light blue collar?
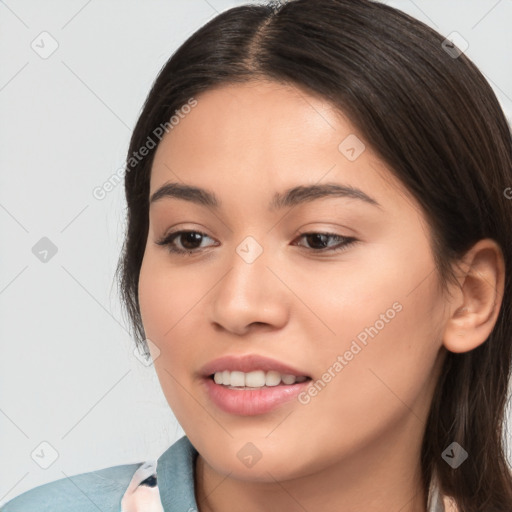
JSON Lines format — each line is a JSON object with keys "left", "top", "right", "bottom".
{"left": 157, "top": 435, "right": 200, "bottom": 512}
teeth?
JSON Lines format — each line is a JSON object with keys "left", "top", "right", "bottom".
{"left": 230, "top": 371, "right": 245, "bottom": 387}
{"left": 245, "top": 370, "right": 265, "bottom": 387}
{"left": 212, "top": 370, "right": 308, "bottom": 387}
{"left": 265, "top": 370, "right": 281, "bottom": 387}
{"left": 281, "top": 374, "right": 297, "bottom": 385}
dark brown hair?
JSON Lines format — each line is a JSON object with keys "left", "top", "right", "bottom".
{"left": 115, "top": 0, "right": 512, "bottom": 509}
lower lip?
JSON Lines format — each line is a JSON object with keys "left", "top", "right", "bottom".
{"left": 202, "top": 377, "right": 311, "bottom": 416}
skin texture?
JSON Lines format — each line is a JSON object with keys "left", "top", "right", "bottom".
{"left": 138, "top": 81, "right": 505, "bottom": 512}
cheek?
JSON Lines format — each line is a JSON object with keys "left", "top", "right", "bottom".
{"left": 138, "top": 253, "right": 197, "bottom": 341}
{"left": 137, "top": 254, "right": 199, "bottom": 393}
{"left": 297, "top": 240, "right": 444, "bottom": 415}
{"left": 138, "top": 255, "right": 201, "bottom": 418}
{"left": 315, "top": 266, "right": 444, "bottom": 435}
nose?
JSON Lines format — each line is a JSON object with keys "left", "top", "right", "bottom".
{"left": 208, "top": 244, "right": 289, "bottom": 336}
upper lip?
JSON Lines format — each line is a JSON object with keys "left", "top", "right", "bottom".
{"left": 200, "top": 354, "right": 311, "bottom": 378}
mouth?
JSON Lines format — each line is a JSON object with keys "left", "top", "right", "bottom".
{"left": 208, "top": 370, "right": 311, "bottom": 389}
{"left": 199, "top": 353, "right": 313, "bottom": 415}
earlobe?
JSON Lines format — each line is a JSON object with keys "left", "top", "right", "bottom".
{"left": 442, "top": 239, "right": 505, "bottom": 354}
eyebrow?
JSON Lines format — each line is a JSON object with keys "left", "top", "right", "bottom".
{"left": 149, "top": 182, "right": 382, "bottom": 210}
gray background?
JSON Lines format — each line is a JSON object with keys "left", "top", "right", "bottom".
{"left": 1, "top": 0, "right": 511, "bottom": 505}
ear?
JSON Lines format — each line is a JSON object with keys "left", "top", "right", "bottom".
{"left": 442, "top": 238, "right": 505, "bottom": 354}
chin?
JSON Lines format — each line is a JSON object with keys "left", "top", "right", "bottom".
{"left": 198, "top": 439, "right": 314, "bottom": 483}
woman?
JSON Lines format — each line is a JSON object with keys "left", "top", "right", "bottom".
{"left": 3, "top": 0, "right": 511, "bottom": 510}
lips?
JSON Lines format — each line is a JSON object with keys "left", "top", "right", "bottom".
{"left": 202, "top": 377, "right": 311, "bottom": 415}
{"left": 199, "top": 353, "right": 311, "bottom": 379}
{"left": 198, "top": 353, "right": 313, "bottom": 415}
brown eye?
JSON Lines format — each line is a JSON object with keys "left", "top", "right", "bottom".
{"left": 294, "top": 232, "right": 358, "bottom": 253}
{"left": 155, "top": 230, "right": 216, "bottom": 255}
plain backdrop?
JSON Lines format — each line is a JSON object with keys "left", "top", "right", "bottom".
{"left": 1, "top": 0, "right": 512, "bottom": 505}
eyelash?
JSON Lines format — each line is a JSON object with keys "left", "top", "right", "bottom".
{"left": 155, "top": 230, "right": 358, "bottom": 256}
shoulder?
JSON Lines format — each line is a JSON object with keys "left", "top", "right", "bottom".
{"left": 1, "top": 436, "right": 198, "bottom": 512}
{"left": 0, "top": 462, "right": 142, "bottom": 512}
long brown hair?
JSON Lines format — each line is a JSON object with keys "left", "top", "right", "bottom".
{"left": 115, "top": 1, "right": 512, "bottom": 509}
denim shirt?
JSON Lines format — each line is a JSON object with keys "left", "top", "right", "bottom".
{"left": 1, "top": 435, "right": 456, "bottom": 511}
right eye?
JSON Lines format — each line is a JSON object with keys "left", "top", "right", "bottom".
{"left": 155, "top": 230, "right": 217, "bottom": 255}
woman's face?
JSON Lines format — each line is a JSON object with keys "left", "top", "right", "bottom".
{"left": 138, "top": 80, "right": 450, "bottom": 482}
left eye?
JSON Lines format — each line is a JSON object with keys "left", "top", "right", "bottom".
{"left": 294, "top": 232, "right": 358, "bottom": 253}
{"left": 155, "top": 230, "right": 358, "bottom": 255}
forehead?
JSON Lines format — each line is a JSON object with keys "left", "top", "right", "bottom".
{"left": 152, "top": 80, "right": 352, "bottom": 171}
{"left": 149, "top": 81, "right": 415, "bottom": 214}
